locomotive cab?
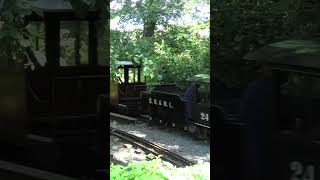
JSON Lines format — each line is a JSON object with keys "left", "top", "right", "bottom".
{"left": 117, "top": 60, "right": 146, "bottom": 97}
{"left": 111, "top": 60, "right": 146, "bottom": 115}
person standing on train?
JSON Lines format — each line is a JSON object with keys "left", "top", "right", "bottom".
{"left": 239, "top": 63, "right": 275, "bottom": 180}
{"left": 183, "top": 83, "right": 200, "bottom": 130}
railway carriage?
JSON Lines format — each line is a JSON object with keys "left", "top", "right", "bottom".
{"left": 0, "top": 0, "right": 107, "bottom": 178}
{"left": 214, "top": 39, "right": 320, "bottom": 180}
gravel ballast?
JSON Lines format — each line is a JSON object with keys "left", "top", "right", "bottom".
{"left": 110, "top": 120, "right": 210, "bottom": 164}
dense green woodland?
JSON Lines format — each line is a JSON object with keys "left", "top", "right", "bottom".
{"left": 110, "top": 0, "right": 210, "bottom": 84}
{"left": 212, "top": 0, "right": 320, "bottom": 88}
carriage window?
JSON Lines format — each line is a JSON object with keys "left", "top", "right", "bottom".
{"left": 198, "top": 84, "right": 210, "bottom": 103}
{"left": 279, "top": 71, "right": 320, "bottom": 139}
{"left": 60, "top": 21, "right": 89, "bottom": 66}
{"left": 119, "top": 69, "right": 125, "bottom": 83}
{"left": 129, "top": 68, "right": 137, "bottom": 83}
{"left": 26, "top": 22, "right": 46, "bottom": 68}
{"left": 96, "top": 20, "right": 107, "bottom": 66}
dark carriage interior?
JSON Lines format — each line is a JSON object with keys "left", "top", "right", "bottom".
{"left": 213, "top": 39, "right": 320, "bottom": 180}
{"left": 0, "top": 1, "right": 108, "bottom": 179}
{"left": 275, "top": 69, "right": 320, "bottom": 141}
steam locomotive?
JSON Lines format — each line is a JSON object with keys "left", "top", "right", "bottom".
{"left": 110, "top": 61, "right": 210, "bottom": 139}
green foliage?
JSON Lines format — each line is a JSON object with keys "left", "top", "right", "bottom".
{"left": 110, "top": 0, "right": 209, "bottom": 83}
{"left": 0, "top": 0, "right": 108, "bottom": 68}
{"left": 110, "top": 159, "right": 209, "bottom": 180}
{"left": 148, "top": 24, "right": 209, "bottom": 82}
{"left": 113, "top": 0, "right": 185, "bottom": 27}
{"left": 69, "top": 0, "right": 108, "bottom": 18}
{"left": 110, "top": 23, "right": 209, "bottom": 83}
{"left": 0, "top": 0, "right": 42, "bottom": 68}
{"left": 212, "top": 0, "right": 320, "bottom": 88}
{"left": 110, "top": 29, "right": 151, "bottom": 80}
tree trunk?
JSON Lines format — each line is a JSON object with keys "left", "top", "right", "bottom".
{"left": 26, "top": 47, "right": 41, "bottom": 69}
{"left": 143, "top": 21, "right": 156, "bottom": 37}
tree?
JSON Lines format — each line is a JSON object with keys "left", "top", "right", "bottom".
{"left": 111, "top": 0, "right": 209, "bottom": 83}
{"left": 0, "top": 0, "right": 42, "bottom": 69}
{"left": 212, "top": 0, "right": 320, "bottom": 88}
{"left": 113, "top": 0, "right": 186, "bottom": 37}
{"left": 110, "top": 23, "right": 209, "bottom": 83}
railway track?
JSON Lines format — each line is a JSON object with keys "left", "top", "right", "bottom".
{"left": 110, "top": 127, "right": 196, "bottom": 167}
{"left": 110, "top": 112, "right": 151, "bottom": 124}
{"left": 110, "top": 111, "right": 211, "bottom": 141}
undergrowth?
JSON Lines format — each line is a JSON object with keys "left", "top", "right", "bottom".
{"left": 110, "top": 158, "right": 209, "bottom": 180}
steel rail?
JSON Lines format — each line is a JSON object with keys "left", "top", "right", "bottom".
{"left": 110, "top": 112, "right": 137, "bottom": 122}
{"left": 110, "top": 127, "right": 196, "bottom": 167}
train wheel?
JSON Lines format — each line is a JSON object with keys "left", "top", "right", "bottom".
{"left": 202, "top": 127, "right": 211, "bottom": 140}
{"left": 206, "top": 129, "right": 210, "bottom": 142}
{"left": 201, "top": 129, "right": 206, "bottom": 139}
{"left": 196, "top": 126, "right": 206, "bottom": 139}
{"left": 148, "top": 115, "right": 156, "bottom": 127}
{"left": 148, "top": 108, "right": 158, "bottom": 126}
{"left": 184, "top": 126, "right": 188, "bottom": 131}
{"left": 159, "top": 111, "right": 166, "bottom": 128}
{"left": 202, "top": 128, "right": 209, "bottom": 140}
{"left": 195, "top": 127, "right": 201, "bottom": 138}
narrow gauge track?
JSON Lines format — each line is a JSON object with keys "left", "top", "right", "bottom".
{"left": 110, "top": 127, "right": 196, "bottom": 167}
{"left": 110, "top": 112, "right": 150, "bottom": 124}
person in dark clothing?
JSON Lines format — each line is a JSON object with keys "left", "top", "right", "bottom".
{"left": 239, "top": 64, "right": 275, "bottom": 180}
{"left": 183, "top": 83, "right": 200, "bottom": 130}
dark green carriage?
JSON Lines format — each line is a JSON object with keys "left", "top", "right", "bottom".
{"left": 0, "top": 0, "right": 107, "bottom": 179}
{"left": 245, "top": 39, "right": 320, "bottom": 180}
{"left": 215, "top": 39, "right": 320, "bottom": 180}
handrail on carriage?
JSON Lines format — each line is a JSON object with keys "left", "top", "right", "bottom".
{"left": 0, "top": 160, "right": 77, "bottom": 180}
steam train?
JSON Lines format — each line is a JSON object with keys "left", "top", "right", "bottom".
{"left": 110, "top": 61, "right": 210, "bottom": 139}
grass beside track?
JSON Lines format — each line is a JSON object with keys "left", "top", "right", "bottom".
{"left": 110, "top": 158, "right": 209, "bottom": 180}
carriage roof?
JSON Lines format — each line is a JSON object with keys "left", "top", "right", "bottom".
{"left": 244, "top": 39, "right": 320, "bottom": 70}
{"left": 187, "top": 74, "right": 210, "bottom": 84}
{"left": 30, "top": 0, "right": 99, "bottom": 18}
{"left": 116, "top": 60, "right": 142, "bottom": 68}
{"left": 32, "top": 0, "right": 73, "bottom": 11}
